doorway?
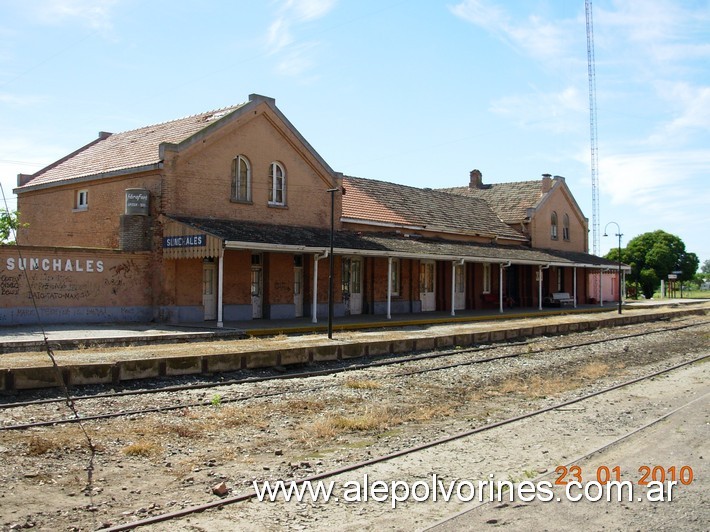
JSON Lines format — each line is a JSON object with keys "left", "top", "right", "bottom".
{"left": 251, "top": 253, "right": 262, "bottom": 319}
{"left": 342, "top": 257, "right": 363, "bottom": 315}
{"left": 420, "top": 260, "right": 436, "bottom": 311}
{"left": 202, "top": 260, "right": 216, "bottom": 320}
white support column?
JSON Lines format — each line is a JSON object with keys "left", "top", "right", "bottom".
{"left": 312, "top": 253, "right": 320, "bottom": 324}
{"left": 387, "top": 257, "right": 393, "bottom": 320}
{"left": 217, "top": 247, "right": 224, "bottom": 328}
{"left": 538, "top": 265, "right": 543, "bottom": 310}
{"left": 498, "top": 263, "right": 504, "bottom": 313}
{"left": 450, "top": 261, "right": 456, "bottom": 317}
{"left": 621, "top": 270, "right": 626, "bottom": 302}
{"left": 573, "top": 266, "right": 577, "bottom": 308}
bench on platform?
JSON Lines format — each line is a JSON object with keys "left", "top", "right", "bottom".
{"left": 544, "top": 292, "right": 575, "bottom": 307}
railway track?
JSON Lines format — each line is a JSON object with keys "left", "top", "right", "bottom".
{"left": 1, "top": 318, "right": 707, "bottom": 431}
{"left": 1, "top": 315, "right": 708, "bottom": 531}
{"left": 101, "top": 353, "right": 709, "bottom": 531}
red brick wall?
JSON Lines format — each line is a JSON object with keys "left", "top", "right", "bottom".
{"left": 16, "top": 173, "right": 161, "bottom": 249}
{"left": 0, "top": 246, "right": 153, "bottom": 324}
{"left": 162, "top": 106, "right": 340, "bottom": 230}
{"left": 265, "top": 253, "right": 293, "bottom": 305}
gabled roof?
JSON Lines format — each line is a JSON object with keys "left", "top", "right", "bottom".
{"left": 16, "top": 103, "right": 248, "bottom": 191}
{"left": 342, "top": 176, "right": 526, "bottom": 242}
{"left": 438, "top": 180, "right": 544, "bottom": 224}
{"left": 15, "top": 94, "right": 338, "bottom": 193}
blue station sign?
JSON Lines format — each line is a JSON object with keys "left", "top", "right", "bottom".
{"left": 163, "top": 234, "right": 207, "bottom": 248}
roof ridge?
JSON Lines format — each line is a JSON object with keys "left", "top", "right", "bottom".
{"left": 439, "top": 179, "right": 542, "bottom": 190}
{"left": 111, "top": 102, "right": 247, "bottom": 136}
{"left": 344, "top": 175, "right": 490, "bottom": 202}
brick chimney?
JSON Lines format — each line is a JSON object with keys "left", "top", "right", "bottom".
{"left": 541, "top": 173, "right": 553, "bottom": 193}
{"left": 469, "top": 169, "right": 483, "bottom": 189}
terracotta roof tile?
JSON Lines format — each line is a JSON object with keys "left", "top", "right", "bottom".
{"left": 343, "top": 176, "right": 525, "bottom": 240}
{"left": 439, "top": 181, "right": 544, "bottom": 223}
{"left": 18, "top": 104, "right": 247, "bottom": 189}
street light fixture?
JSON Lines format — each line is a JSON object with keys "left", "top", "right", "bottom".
{"left": 603, "top": 221, "right": 623, "bottom": 314}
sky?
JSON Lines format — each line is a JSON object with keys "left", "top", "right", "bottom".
{"left": 1, "top": 0, "right": 708, "bottom": 264}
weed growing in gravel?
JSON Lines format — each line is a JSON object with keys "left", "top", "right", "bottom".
{"left": 122, "top": 439, "right": 162, "bottom": 457}
{"left": 211, "top": 394, "right": 223, "bottom": 407}
{"left": 306, "top": 407, "right": 396, "bottom": 440}
{"left": 26, "top": 435, "right": 58, "bottom": 456}
{"left": 343, "top": 378, "right": 381, "bottom": 390}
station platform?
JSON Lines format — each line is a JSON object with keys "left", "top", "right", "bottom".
{"left": 0, "top": 299, "right": 707, "bottom": 354}
{"left": 0, "top": 299, "right": 707, "bottom": 393}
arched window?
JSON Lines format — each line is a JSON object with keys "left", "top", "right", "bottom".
{"left": 269, "top": 162, "right": 286, "bottom": 206}
{"left": 563, "top": 213, "right": 570, "bottom": 241}
{"left": 231, "top": 155, "right": 251, "bottom": 202}
{"left": 550, "top": 211, "right": 558, "bottom": 239}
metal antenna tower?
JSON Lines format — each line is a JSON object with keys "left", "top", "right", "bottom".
{"left": 585, "top": 0, "right": 600, "bottom": 256}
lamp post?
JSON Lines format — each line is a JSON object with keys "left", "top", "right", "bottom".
{"left": 603, "top": 221, "right": 623, "bottom": 314}
{"left": 326, "top": 188, "right": 339, "bottom": 339}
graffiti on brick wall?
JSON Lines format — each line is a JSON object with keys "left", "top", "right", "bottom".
{"left": 0, "top": 251, "right": 150, "bottom": 307}
{"left": 105, "top": 259, "right": 143, "bottom": 294}
{"left": 1, "top": 274, "right": 19, "bottom": 296}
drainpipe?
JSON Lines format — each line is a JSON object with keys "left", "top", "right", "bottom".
{"left": 312, "top": 250, "right": 328, "bottom": 323}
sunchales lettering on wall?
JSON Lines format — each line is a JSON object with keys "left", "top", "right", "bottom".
{"left": 5, "top": 257, "right": 105, "bottom": 273}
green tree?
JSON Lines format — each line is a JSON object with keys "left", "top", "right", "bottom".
{"left": 617, "top": 230, "right": 698, "bottom": 299}
{"left": 701, "top": 259, "right": 710, "bottom": 275}
{"left": 0, "top": 210, "right": 21, "bottom": 244}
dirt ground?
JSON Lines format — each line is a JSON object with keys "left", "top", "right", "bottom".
{"left": 0, "top": 315, "right": 708, "bottom": 531}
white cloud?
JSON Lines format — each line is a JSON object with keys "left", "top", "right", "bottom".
{"left": 599, "top": 149, "right": 710, "bottom": 211}
{"left": 490, "top": 85, "right": 586, "bottom": 133}
{"left": 449, "top": 0, "right": 577, "bottom": 64}
{"left": 286, "top": 0, "right": 337, "bottom": 22}
{"left": 598, "top": 0, "right": 710, "bottom": 67}
{"left": 266, "top": 0, "right": 337, "bottom": 77}
{"left": 0, "top": 93, "right": 47, "bottom": 106}
{"left": 30, "top": 0, "right": 121, "bottom": 30}
{"left": 655, "top": 82, "right": 710, "bottom": 136}
{"left": 267, "top": 17, "right": 294, "bottom": 54}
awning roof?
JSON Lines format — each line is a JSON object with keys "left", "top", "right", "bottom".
{"left": 163, "top": 215, "right": 629, "bottom": 270}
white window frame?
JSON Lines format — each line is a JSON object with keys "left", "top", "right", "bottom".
{"left": 75, "top": 189, "right": 88, "bottom": 211}
{"left": 482, "top": 263, "right": 491, "bottom": 294}
{"left": 268, "top": 161, "right": 286, "bottom": 206}
{"left": 562, "top": 213, "right": 570, "bottom": 241}
{"left": 232, "top": 155, "right": 251, "bottom": 202}
{"left": 551, "top": 211, "right": 558, "bottom": 240}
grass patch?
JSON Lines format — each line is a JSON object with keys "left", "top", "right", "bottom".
{"left": 122, "top": 439, "right": 162, "bottom": 457}
{"left": 491, "top": 362, "right": 613, "bottom": 399}
{"left": 306, "top": 407, "right": 396, "bottom": 440}
{"left": 26, "top": 435, "right": 59, "bottom": 456}
{"left": 343, "top": 378, "right": 381, "bottom": 390}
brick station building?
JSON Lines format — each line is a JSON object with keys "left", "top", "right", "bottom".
{"left": 3, "top": 94, "right": 624, "bottom": 326}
